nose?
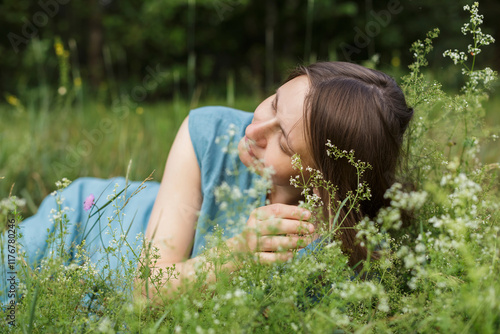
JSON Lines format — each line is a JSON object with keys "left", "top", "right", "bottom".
{"left": 245, "top": 118, "right": 275, "bottom": 148}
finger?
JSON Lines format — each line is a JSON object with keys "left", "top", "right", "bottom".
{"left": 255, "top": 251, "right": 294, "bottom": 264}
{"left": 257, "top": 235, "right": 313, "bottom": 252}
{"left": 256, "top": 218, "right": 315, "bottom": 236}
{"left": 254, "top": 204, "right": 311, "bottom": 221}
{"left": 287, "top": 233, "right": 317, "bottom": 248}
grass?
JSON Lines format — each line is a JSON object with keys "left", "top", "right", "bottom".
{"left": 481, "top": 94, "right": 500, "bottom": 163}
{"left": 0, "top": 95, "right": 260, "bottom": 217}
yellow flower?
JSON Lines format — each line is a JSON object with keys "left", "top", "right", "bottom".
{"left": 6, "top": 95, "right": 19, "bottom": 106}
{"left": 55, "top": 42, "right": 64, "bottom": 56}
{"left": 391, "top": 56, "right": 401, "bottom": 68}
{"left": 136, "top": 107, "right": 144, "bottom": 115}
{"left": 74, "top": 77, "right": 82, "bottom": 87}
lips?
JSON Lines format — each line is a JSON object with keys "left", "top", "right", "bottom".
{"left": 244, "top": 136, "right": 257, "bottom": 159}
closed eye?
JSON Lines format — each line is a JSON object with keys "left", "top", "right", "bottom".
{"left": 279, "top": 136, "right": 288, "bottom": 153}
{"left": 272, "top": 94, "right": 294, "bottom": 155}
{"left": 271, "top": 95, "right": 278, "bottom": 112}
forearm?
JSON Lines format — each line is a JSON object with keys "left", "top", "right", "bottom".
{"left": 135, "top": 240, "right": 241, "bottom": 303}
{"left": 135, "top": 205, "right": 314, "bottom": 304}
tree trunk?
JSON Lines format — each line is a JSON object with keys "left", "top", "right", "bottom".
{"left": 265, "top": 0, "right": 276, "bottom": 93}
{"left": 88, "top": 0, "right": 103, "bottom": 87}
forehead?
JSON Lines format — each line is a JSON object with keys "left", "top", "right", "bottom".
{"left": 277, "top": 76, "right": 311, "bottom": 160}
{"left": 278, "top": 75, "right": 310, "bottom": 112}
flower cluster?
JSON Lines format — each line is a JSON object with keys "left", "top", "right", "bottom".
{"left": 442, "top": 49, "right": 468, "bottom": 65}
{"left": 0, "top": 195, "right": 25, "bottom": 236}
{"left": 443, "top": 2, "right": 497, "bottom": 92}
{"left": 55, "top": 177, "right": 72, "bottom": 190}
{"left": 462, "top": 3, "right": 495, "bottom": 52}
{"left": 214, "top": 123, "right": 240, "bottom": 155}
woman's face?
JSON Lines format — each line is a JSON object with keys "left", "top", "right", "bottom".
{"left": 238, "top": 75, "right": 312, "bottom": 187}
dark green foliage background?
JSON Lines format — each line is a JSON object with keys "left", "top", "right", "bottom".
{"left": 1, "top": 0, "right": 499, "bottom": 97}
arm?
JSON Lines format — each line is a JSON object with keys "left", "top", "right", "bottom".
{"left": 136, "top": 115, "right": 203, "bottom": 300}
{"left": 135, "top": 116, "right": 315, "bottom": 304}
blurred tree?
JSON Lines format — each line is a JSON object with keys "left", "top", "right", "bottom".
{"left": 88, "top": 0, "right": 104, "bottom": 87}
{"left": 0, "top": 0, "right": 498, "bottom": 100}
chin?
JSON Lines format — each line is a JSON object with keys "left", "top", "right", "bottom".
{"left": 237, "top": 141, "right": 250, "bottom": 167}
{"left": 238, "top": 151, "right": 265, "bottom": 177}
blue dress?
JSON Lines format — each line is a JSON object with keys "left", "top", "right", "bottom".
{"left": 1, "top": 106, "right": 268, "bottom": 304}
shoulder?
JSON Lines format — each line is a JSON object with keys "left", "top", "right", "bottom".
{"left": 187, "top": 106, "right": 252, "bottom": 172}
{"left": 188, "top": 106, "right": 252, "bottom": 134}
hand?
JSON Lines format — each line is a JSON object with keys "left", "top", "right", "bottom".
{"left": 228, "top": 204, "right": 315, "bottom": 263}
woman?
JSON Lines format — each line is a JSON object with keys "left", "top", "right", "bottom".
{"left": 1, "top": 62, "right": 413, "bottom": 304}
{"left": 140, "top": 61, "right": 413, "bottom": 298}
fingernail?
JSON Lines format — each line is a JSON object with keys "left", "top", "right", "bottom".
{"left": 303, "top": 210, "right": 311, "bottom": 219}
{"left": 308, "top": 224, "right": 315, "bottom": 233}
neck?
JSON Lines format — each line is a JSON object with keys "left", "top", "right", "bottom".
{"left": 268, "top": 184, "right": 303, "bottom": 205}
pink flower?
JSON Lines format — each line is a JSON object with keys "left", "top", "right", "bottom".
{"left": 83, "top": 194, "right": 95, "bottom": 211}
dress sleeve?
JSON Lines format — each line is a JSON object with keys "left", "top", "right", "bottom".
{"left": 187, "top": 106, "right": 252, "bottom": 173}
{"left": 188, "top": 106, "right": 222, "bottom": 169}
{"left": 185, "top": 106, "right": 262, "bottom": 258}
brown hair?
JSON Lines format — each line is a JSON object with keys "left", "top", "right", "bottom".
{"left": 286, "top": 62, "right": 414, "bottom": 267}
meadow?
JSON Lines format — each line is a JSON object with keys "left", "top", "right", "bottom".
{"left": 1, "top": 3, "right": 500, "bottom": 333}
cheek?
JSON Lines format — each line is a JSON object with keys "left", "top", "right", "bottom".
{"left": 265, "top": 156, "right": 296, "bottom": 181}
